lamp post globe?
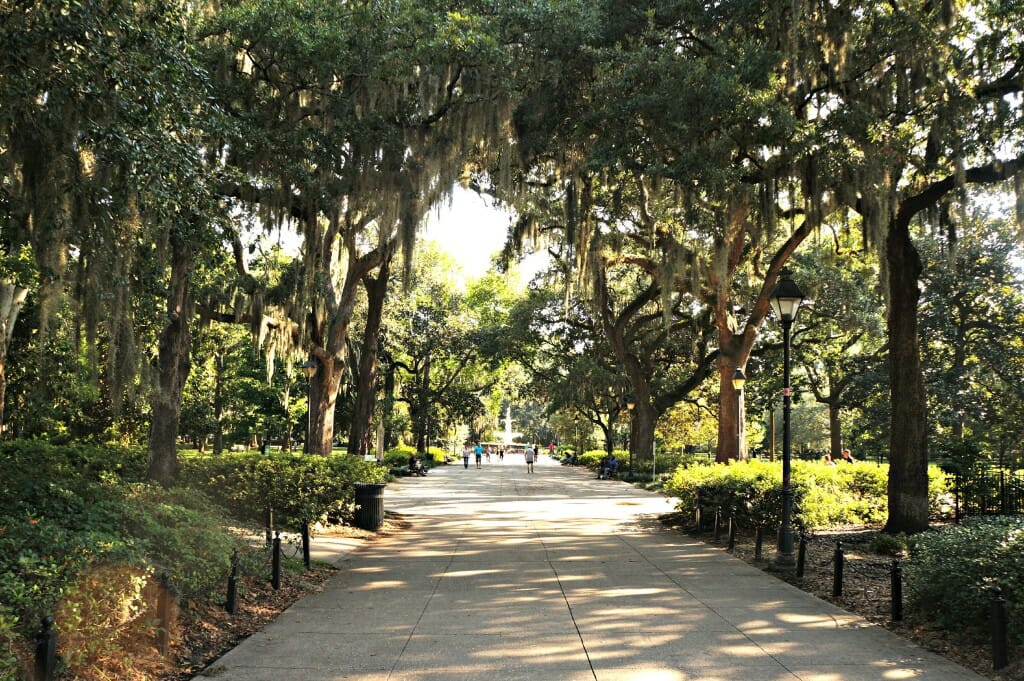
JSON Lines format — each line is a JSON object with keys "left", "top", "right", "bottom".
{"left": 769, "top": 269, "right": 804, "bottom": 567}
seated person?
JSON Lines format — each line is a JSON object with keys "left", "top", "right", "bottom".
{"left": 408, "top": 453, "right": 426, "bottom": 475}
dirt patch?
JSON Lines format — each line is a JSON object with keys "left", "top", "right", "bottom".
{"left": 660, "top": 513, "right": 1024, "bottom": 681}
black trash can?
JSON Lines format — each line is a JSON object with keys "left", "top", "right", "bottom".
{"left": 354, "top": 482, "right": 386, "bottom": 530}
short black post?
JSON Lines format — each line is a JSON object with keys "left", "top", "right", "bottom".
{"left": 832, "top": 540, "right": 844, "bottom": 598}
{"left": 796, "top": 531, "right": 807, "bottom": 578}
{"left": 891, "top": 559, "right": 903, "bottom": 622}
{"left": 992, "top": 587, "right": 1008, "bottom": 670}
{"left": 271, "top": 531, "right": 281, "bottom": 590}
{"left": 226, "top": 549, "right": 239, "bottom": 614}
{"left": 695, "top": 489, "right": 703, "bottom": 532}
{"left": 713, "top": 507, "right": 722, "bottom": 541}
{"left": 34, "top": 615, "right": 56, "bottom": 681}
{"left": 156, "top": 572, "right": 172, "bottom": 656}
{"left": 754, "top": 526, "right": 764, "bottom": 561}
{"left": 265, "top": 505, "right": 274, "bottom": 546}
{"left": 302, "top": 521, "right": 311, "bottom": 570}
{"left": 727, "top": 515, "right": 737, "bottom": 551}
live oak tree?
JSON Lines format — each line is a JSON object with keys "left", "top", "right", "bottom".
{"left": 202, "top": 0, "right": 512, "bottom": 456}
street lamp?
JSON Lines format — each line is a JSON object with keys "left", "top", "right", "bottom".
{"left": 626, "top": 396, "right": 636, "bottom": 475}
{"left": 769, "top": 268, "right": 804, "bottom": 567}
{"left": 732, "top": 367, "right": 746, "bottom": 461}
{"left": 300, "top": 360, "right": 317, "bottom": 454}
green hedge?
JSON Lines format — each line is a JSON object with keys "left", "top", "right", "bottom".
{"left": 664, "top": 459, "right": 952, "bottom": 530}
{"left": 179, "top": 451, "right": 387, "bottom": 528}
{"left": 0, "top": 442, "right": 264, "bottom": 679}
{"left": 906, "top": 517, "right": 1024, "bottom": 641}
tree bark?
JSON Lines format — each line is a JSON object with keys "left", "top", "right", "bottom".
{"left": 884, "top": 214, "right": 929, "bottom": 533}
{"left": 0, "top": 281, "right": 29, "bottom": 434}
{"left": 146, "top": 234, "right": 195, "bottom": 486}
{"left": 349, "top": 255, "right": 391, "bottom": 456}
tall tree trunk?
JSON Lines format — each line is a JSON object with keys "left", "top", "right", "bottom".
{"left": 884, "top": 215, "right": 929, "bottom": 533}
{"left": 715, "top": 360, "right": 744, "bottom": 463}
{"left": 0, "top": 282, "right": 29, "bottom": 435}
{"left": 349, "top": 256, "right": 391, "bottom": 456}
{"left": 630, "top": 402, "right": 657, "bottom": 470}
{"left": 828, "top": 401, "right": 842, "bottom": 458}
{"left": 213, "top": 353, "right": 225, "bottom": 455}
{"left": 146, "top": 235, "right": 195, "bottom": 487}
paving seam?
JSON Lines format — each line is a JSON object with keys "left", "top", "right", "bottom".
{"left": 613, "top": 528, "right": 812, "bottom": 678}
{"left": 383, "top": 527, "right": 461, "bottom": 680}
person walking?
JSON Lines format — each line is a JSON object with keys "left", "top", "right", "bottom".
{"left": 524, "top": 444, "right": 535, "bottom": 474}
{"left": 474, "top": 443, "right": 483, "bottom": 468}
{"left": 462, "top": 444, "right": 471, "bottom": 469}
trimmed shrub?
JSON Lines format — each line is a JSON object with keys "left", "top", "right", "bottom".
{"left": 905, "top": 517, "right": 1024, "bottom": 641}
{"left": 179, "top": 451, "right": 387, "bottom": 528}
{"left": 578, "top": 449, "right": 627, "bottom": 471}
{"left": 664, "top": 460, "right": 951, "bottom": 531}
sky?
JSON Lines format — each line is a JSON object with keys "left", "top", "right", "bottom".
{"left": 421, "top": 185, "right": 513, "bottom": 280}
{"left": 421, "top": 185, "right": 548, "bottom": 286}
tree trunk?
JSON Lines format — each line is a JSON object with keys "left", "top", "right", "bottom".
{"left": 715, "top": 361, "right": 744, "bottom": 463}
{"left": 884, "top": 215, "right": 930, "bottom": 533}
{"left": 349, "top": 256, "right": 391, "bottom": 456}
{"left": 213, "top": 353, "right": 225, "bottom": 456}
{"left": 828, "top": 401, "right": 842, "bottom": 458}
{"left": 308, "top": 354, "right": 344, "bottom": 456}
{"left": 630, "top": 402, "right": 657, "bottom": 468}
{"left": 146, "top": 235, "right": 195, "bottom": 487}
{"left": 0, "top": 281, "right": 29, "bottom": 434}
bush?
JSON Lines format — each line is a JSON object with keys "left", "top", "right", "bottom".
{"left": 905, "top": 517, "right": 1024, "bottom": 641}
{"left": 664, "top": 460, "right": 950, "bottom": 531}
{"left": 179, "top": 451, "right": 387, "bottom": 528}
{"left": 0, "top": 443, "right": 270, "bottom": 679}
{"left": 577, "top": 449, "right": 626, "bottom": 470}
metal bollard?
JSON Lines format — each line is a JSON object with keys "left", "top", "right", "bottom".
{"left": 266, "top": 503, "right": 274, "bottom": 548}
{"left": 891, "top": 559, "right": 903, "bottom": 622}
{"left": 992, "top": 587, "right": 1008, "bottom": 670}
{"left": 754, "top": 526, "right": 763, "bottom": 561}
{"left": 727, "top": 515, "right": 737, "bottom": 551}
{"left": 156, "top": 572, "right": 173, "bottom": 656}
{"left": 271, "top": 531, "right": 281, "bottom": 590}
{"left": 832, "top": 540, "right": 844, "bottom": 598}
{"left": 34, "top": 615, "right": 56, "bottom": 681}
{"left": 302, "top": 521, "right": 311, "bottom": 571}
{"left": 796, "top": 532, "right": 807, "bottom": 578}
{"left": 713, "top": 508, "right": 722, "bottom": 541}
{"left": 226, "top": 549, "right": 239, "bottom": 614}
{"left": 695, "top": 489, "right": 703, "bottom": 531}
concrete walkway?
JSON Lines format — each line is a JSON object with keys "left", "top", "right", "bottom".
{"left": 197, "top": 455, "right": 984, "bottom": 681}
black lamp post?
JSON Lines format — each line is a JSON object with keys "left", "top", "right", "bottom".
{"left": 732, "top": 367, "right": 746, "bottom": 460}
{"left": 769, "top": 269, "right": 804, "bottom": 567}
{"left": 300, "top": 360, "right": 317, "bottom": 454}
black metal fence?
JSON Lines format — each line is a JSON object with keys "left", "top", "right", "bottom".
{"left": 953, "top": 468, "right": 1024, "bottom": 520}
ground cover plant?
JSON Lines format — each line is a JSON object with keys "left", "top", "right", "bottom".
{"left": 0, "top": 442, "right": 386, "bottom": 680}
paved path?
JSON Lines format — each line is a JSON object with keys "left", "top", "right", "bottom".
{"left": 197, "top": 455, "right": 984, "bottom": 681}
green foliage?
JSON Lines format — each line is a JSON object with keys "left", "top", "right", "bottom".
{"left": 868, "top": 533, "right": 908, "bottom": 556}
{"left": 665, "top": 460, "right": 951, "bottom": 530}
{"left": 179, "top": 451, "right": 387, "bottom": 528}
{"left": 577, "top": 449, "right": 626, "bottom": 469}
{"left": 0, "top": 443, "right": 263, "bottom": 677}
{"left": 0, "top": 608, "right": 18, "bottom": 681}
{"left": 906, "top": 517, "right": 1024, "bottom": 641}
